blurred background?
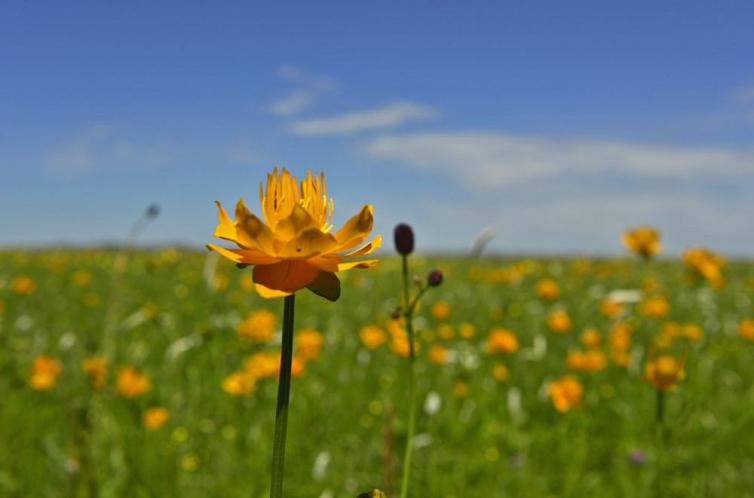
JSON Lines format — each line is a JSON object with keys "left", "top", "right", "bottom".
{"left": 3, "top": 0, "right": 753, "bottom": 255}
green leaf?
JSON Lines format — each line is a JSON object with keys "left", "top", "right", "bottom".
{"left": 306, "top": 271, "right": 341, "bottom": 302}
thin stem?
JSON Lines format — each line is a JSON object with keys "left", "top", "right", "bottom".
{"left": 399, "top": 255, "right": 416, "bottom": 498}
{"left": 654, "top": 389, "right": 667, "bottom": 498}
{"left": 270, "top": 294, "right": 296, "bottom": 498}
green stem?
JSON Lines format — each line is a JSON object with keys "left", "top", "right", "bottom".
{"left": 270, "top": 294, "right": 296, "bottom": 498}
{"left": 654, "top": 390, "right": 667, "bottom": 498}
{"left": 399, "top": 255, "right": 416, "bottom": 498}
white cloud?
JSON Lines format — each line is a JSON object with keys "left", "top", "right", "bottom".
{"left": 366, "top": 131, "right": 754, "bottom": 190}
{"left": 43, "top": 124, "right": 175, "bottom": 176}
{"left": 291, "top": 102, "right": 438, "bottom": 136}
{"left": 269, "top": 65, "right": 337, "bottom": 116}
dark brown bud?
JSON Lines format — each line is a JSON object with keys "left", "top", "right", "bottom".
{"left": 393, "top": 223, "right": 415, "bottom": 255}
{"left": 427, "top": 269, "right": 444, "bottom": 287}
{"left": 390, "top": 307, "right": 403, "bottom": 320}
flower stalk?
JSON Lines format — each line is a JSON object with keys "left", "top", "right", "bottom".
{"left": 270, "top": 293, "right": 296, "bottom": 498}
{"left": 399, "top": 254, "right": 416, "bottom": 498}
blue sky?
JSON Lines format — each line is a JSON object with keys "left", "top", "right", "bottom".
{"left": 3, "top": 1, "right": 754, "bottom": 255}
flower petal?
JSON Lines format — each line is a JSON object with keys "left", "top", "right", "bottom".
{"left": 234, "top": 198, "right": 278, "bottom": 254}
{"left": 213, "top": 201, "right": 238, "bottom": 242}
{"left": 279, "top": 228, "right": 339, "bottom": 259}
{"left": 337, "top": 259, "right": 380, "bottom": 272}
{"left": 253, "top": 260, "right": 320, "bottom": 293}
{"left": 334, "top": 205, "right": 374, "bottom": 251}
{"left": 345, "top": 234, "right": 382, "bottom": 257}
{"left": 254, "top": 283, "right": 292, "bottom": 299}
{"left": 207, "top": 244, "right": 281, "bottom": 265}
{"left": 306, "top": 271, "right": 341, "bottom": 302}
{"left": 308, "top": 255, "right": 341, "bottom": 272}
{"left": 273, "top": 203, "right": 318, "bottom": 240}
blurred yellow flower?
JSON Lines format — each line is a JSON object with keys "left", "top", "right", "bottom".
{"left": 622, "top": 226, "right": 662, "bottom": 259}
{"left": 739, "top": 319, "right": 754, "bottom": 341}
{"left": 641, "top": 296, "right": 669, "bottom": 318}
{"left": 432, "top": 301, "right": 451, "bottom": 320}
{"left": 72, "top": 270, "right": 92, "bottom": 286}
{"left": 599, "top": 299, "right": 623, "bottom": 319}
{"left": 359, "top": 325, "right": 386, "bottom": 349}
{"left": 243, "top": 351, "right": 280, "bottom": 378}
{"left": 12, "top": 275, "right": 35, "bottom": 295}
{"left": 437, "top": 324, "right": 455, "bottom": 340}
{"left": 580, "top": 328, "right": 602, "bottom": 349}
{"left": 207, "top": 168, "right": 380, "bottom": 299}
{"left": 566, "top": 350, "right": 608, "bottom": 372}
{"left": 295, "top": 328, "right": 324, "bottom": 361}
{"left": 116, "top": 366, "right": 151, "bottom": 398}
{"left": 535, "top": 278, "right": 560, "bottom": 301}
{"left": 428, "top": 344, "right": 449, "bottom": 364}
{"left": 143, "top": 407, "right": 169, "bottom": 430}
{"left": 452, "top": 381, "right": 469, "bottom": 397}
{"left": 683, "top": 247, "right": 725, "bottom": 288}
{"left": 547, "top": 310, "right": 572, "bottom": 333}
{"left": 492, "top": 362, "right": 509, "bottom": 381}
{"left": 237, "top": 309, "right": 276, "bottom": 342}
{"left": 486, "top": 328, "right": 519, "bottom": 354}
{"left": 82, "top": 356, "right": 107, "bottom": 390}
{"left": 222, "top": 370, "right": 256, "bottom": 396}
{"left": 610, "top": 322, "right": 633, "bottom": 367}
{"left": 548, "top": 375, "right": 583, "bottom": 412}
{"left": 29, "top": 355, "right": 62, "bottom": 391}
{"left": 459, "top": 322, "right": 476, "bottom": 339}
{"left": 644, "top": 352, "right": 685, "bottom": 391}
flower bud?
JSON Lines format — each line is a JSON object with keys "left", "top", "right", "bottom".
{"left": 390, "top": 307, "right": 403, "bottom": 320}
{"left": 427, "top": 269, "right": 444, "bottom": 287}
{"left": 393, "top": 223, "right": 415, "bottom": 255}
{"left": 146, "top": 203, "right": 161, "bottom": 219}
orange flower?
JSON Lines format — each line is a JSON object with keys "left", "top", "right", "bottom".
{"left": 116, "top": 366, "right": 151, "bottom": 398}
{"left": 143, "top": 407, "right": 169, "bottom": 430}
{"left": 30, "top": 355, "right": 62, "bottom": 391}
{"left": 236, "top": 309, "right": 276, "bottom": 342}
{"left": 566, "top": 350, "right": 607, "bottom": 372}
{"left": 359, "top": 325, "right": 386, "bottom": 349}
{"left": 622, "top": 226, "right": 661, "bottom": 259}
{"left": 82, "top": 356, "right": 107, "bottom": 390}
{"left": 492, "top": 362, "right": 509, "bottom": 381}
{"left": 207, "top": 168, "right": 380, "bottom": 300}
{"left": 683, "top": 247, "right": 725, "bottom": 288}
{"left": 243, "top": 351, "right": 280, "bottom": 378}
{"left": 12, "top": 275, "right": 35, "bottom": 295}
{"left": 295, "top": 328, "right": 324, "bottom": 361}
{"left": 644, "top": 352, "right": 685, "bottom": 391}
{"left": 486, "top": 328, "right": 519, "bottom": 354}
{"left": 548, "top": 375, "right": 583, "bottom": 412}
{"left": 580, "top": 329, "right": 601, "bottom": 349}
{"left": 535, "top": 278, "right": 560, "bottom": 301}
{"left": 547, "top": 311, "right": 572, "bottom": 334}
{"left": 428, "top": 345, "right": 449, "bottom": 364}
{"left": 599, "top": 299, "right": 623, "bottom": 319}
{"left": 431, "top": 301, "right": 451, "bottom": 320}
{"left": 222, "top": 370, "right": 257, "bottom": 395}
{"left": 739, "top": 319, "right": 754, "bottom": 341}
{"left": 641, "top": 296, "right": 669, "bottom": 318}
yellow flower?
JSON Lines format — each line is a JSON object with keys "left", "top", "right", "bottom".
{"left": 72, "top": 270, "right": 92, "bottom": 286}
{"left": 580, "top": 328, "right": 601, "bottom": 349}
{"left": 359, "top": 325, "right": 386, "bottom": 349}
{"left": 236, "top": 309, "right": 276, "bottom": 342}
{"left": 683, "top": 247, "right": 725, "bottom": 288}
{"left": 243, "top": 351, "right": 280, "bottom": 378}
{"left": 116, "top": 366, "right": 151, "bottom": 398}
{"left": 535, "top": 278, "right": 560, "bottom": 301}
{"left": 492, "top": 362, "right": 509, "bottom": 381}
{"left": 599, "top": 299, "right": 623, "bottom": 319}
{"left": 622, "top": 226, "right": 661, "bottom": 258}
{"left": 437, "top": 324, "right": 455, "bottom": 340}
{"left": 547, "top": 310, "right": 572, "bottom": 333}
{"left": 644, "top": 352, "right": 685, "bottom": 391}
{"left": 610, "top": 322, "right": 633, "bottom": 367}
{"left": 641, "top": 296, "right": 669, "bottom": 318}
{"left": 295, "top": 328, "right": 324, "bottom": 361}
{"left": 12, "top": 275, "right": 35, "bottom": 295}
{"left": 222, "top": 370, "right": 256, "bottom": 396}
{"left": 143, "top": 407, "right": 169, "bottom": 430}
{"left": 82, "top": 356, "right": 107, "bottom": 390}
{"left": 459, "top": 322, "right": 476, "bottom": 339}
{"left": 29, "top": 355, "right": 63, "bottom": 391}
{"left": 207, "top": 168, "right": 380, "bottom": 300}
{"left": 486, "top": 328, "right": 519, "bottom": 354}
{"left": 428, "top": 344, "right": 448, "bottom": 364}
{"left": 548, "top": 375, "right": 583, "bottom": 412}
{"left": 566, "top": 350, "right": 607, "bottom": 372}
{"left": 452, "top": 381, "right": 469, "bottom": 397}
{"left": 432, "top": 301, "right": 451, "bottom": 320}
{"left": 739, "top": 319, "right": 754, "bottom": 341}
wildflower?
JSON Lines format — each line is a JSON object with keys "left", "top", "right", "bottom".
{"left": 452, "top": 381, "right": 469, "bottom": 397}
{"left": 580, "top": 328, "right": 601, "bottom": 349}
{"left": 82, "top": 356, "right": 107, "bottom": 390}
{"left": 181, "top": 454, "right": 199, "bottom": 471}
{"left": 547, "top": 310, "right": 572, "bottom": 333}
{"left": 243, "top": 352, "right": 280, "bottom": 378}
{"left": 599, "top": 298, "right": 623, "bottom": 319}
{"left": 207, "top": 168, "right": 380, "bottom": 300}
{"left": 566, "top": 350, "right": 607, "bottom": 372}
{"left": 437, "top": 324, "right": 455, "bottom": 340}
{"left": 393, "top": 223, "right": 415, "bottom": 255}
{"left": 459, "top": 322, "right": 476, "bottom": 339}
{"left": 12, "top": 275, "right": 35, "bottom": 295}
{"left": 644, "top": 352, "right": 685, "bottom": 391}
{"left": 622, "top": 226, "right": 662, "bottom": 259}
{"left": 739, "top": 319, "right": 754, "bottom": 341}
{"left": 683, "top": 247, "right": 725, "bottom": 288}
{"left": 143, "top": 407, "right": 170, "bottom": 430}
{"left": 427, "top": 345, "right": 448, "bottom": 364}
{"left": 222, "top": 370, "right": 256, "bottom": 395}
{"left": 628, "top": 449, "right": 647, "bottom": 466}
{"left": 295, "top": 328, "right": 324, "bottom": 361}
{"left": 237, "top": 309, "right": 276, "bottom": 342}
{"left": 492, "top": 362, "right": 509, "bottom": 381}
{"left": 535, "top": 278, "right": 560, "bottom": 301}
{"left": 486, "top": 328, "right": 519, "bottom": 353}
{"left": 359, "top": 325, "right": 386, "bottom": 349}
{"left": 432, "top": 301, "right": 451, "bottom": 320}
{"left": 116, "top": 366, "right": 151, "bottom": 398}
{"left": 427, "top": 269, "right": 444, "bottom": 287}
{"left": 72, "top": 270, "right": 92, "bottom": 286}
{"left": 610, "top": 322, "right": 633, "bottom": 367}
{"left": 30, "top": 355, "right": 62, "bottom": 391}
{"left": 641, "top": 296, "right": 669, "bottom": 318}
{"left": 548, "top": 375, "right": 583, "bottom": 412}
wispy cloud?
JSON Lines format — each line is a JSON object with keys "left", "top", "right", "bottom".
{"left": 366, "top": 131, "right": 754, "bottom": 190}
{"left": 269, "top": 65, "right": 337, "bottom": 116}
{"left": 291, "top": 102, "right": 438, "bottom": 136}
{"left": 43, "top": 124, "right": 175, "bottom": 176}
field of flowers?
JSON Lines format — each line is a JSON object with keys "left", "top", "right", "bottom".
{"left": 2, "top": 242, "right": 754, "bottom": 498}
